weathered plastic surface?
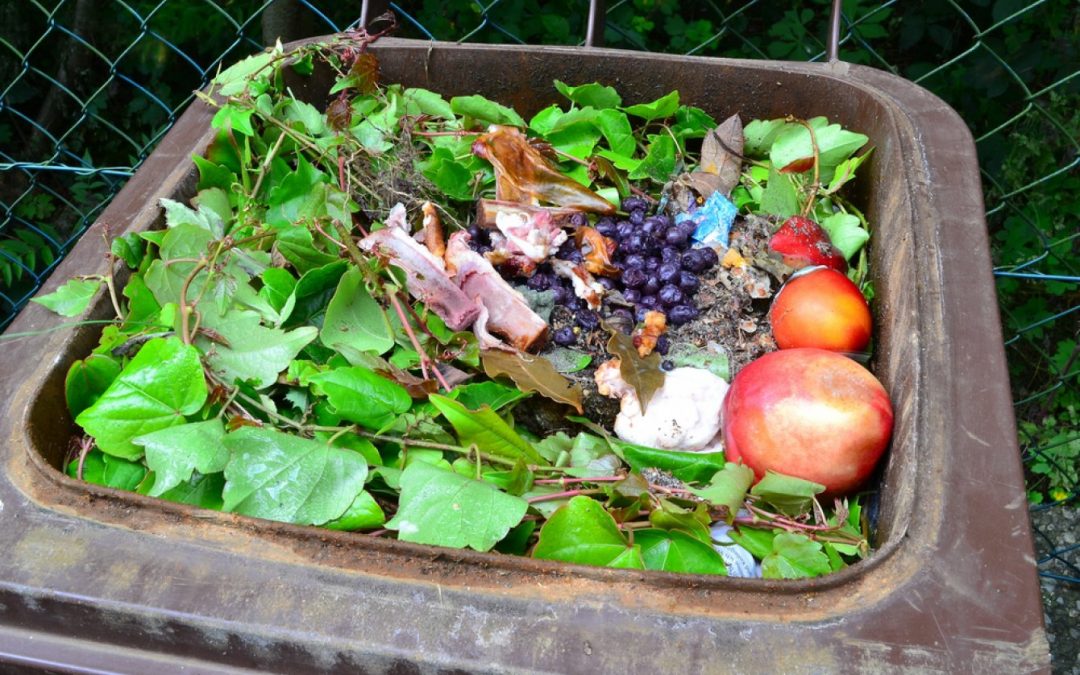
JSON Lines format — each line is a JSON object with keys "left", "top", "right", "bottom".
{"left": 0, "top": 38, "right": 1050, "bottom": 673}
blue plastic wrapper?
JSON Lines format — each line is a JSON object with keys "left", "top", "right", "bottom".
{"left": 677, "top": 191, "right": 738, "bottom": 249}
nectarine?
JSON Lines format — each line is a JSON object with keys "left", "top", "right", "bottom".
{"left": 770, "top": 267, "right": 871, "bottom": 353}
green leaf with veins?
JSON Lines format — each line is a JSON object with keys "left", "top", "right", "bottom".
{"left": 648, "top": 498, "right": 713, "bottom": 544}
{"left": 308, "top": 366, "right": 411, "bottom": 430}
{"left": 213, "top": 49, "right": 276, "bottom": 97}
{"left": 320, "top": 267, "right": 395, "bottom": 355}
{"left": 635, "top": 528, "right": 728, "bottom": 575}
{"left": 450, "top": 381, "right": 527, "bottom": 412}
{"left": 769, "top": 118, "right": 868, "bottom": 182}
{"left": 222, "top": 427, "right": 368, "bottom": 526}
{"left": 66, "top": 354, "right": 122, "bottom": 418}
{"left": 157, "top": 472, "right": 225, "bottom": 510}
{"left": 554, "top": 80, "right": 622, "bottom": 109}
{"left": 32, "top": 278, "right": 102, "bottom": 317}
{"left": 761, "top": 532, "right": 832, "bottom": 579}
{"left": 819, "top": 212, "right": 869, "bottom": 260}
{"left": 428, "top": 394, "right": 545, "bottom": 464}
{"left": 690, "top": 462, "right": 755, "bottom": 521}
{"left": 386, "top": 461, "right": 528, "bottom": 551}
{"left": 282, "top": 260, "right": 347, "bottom": 328}
{"left": 623, "top": 91, "right": 680, "bottom": 122}
{"left": 416, "top": 147, "right": 475, "bottom": 201}
{"left": 265, "top": 155, "right": 328, "bottom": 230}
{"left": 596, "top": 109, "right": 636, "bottom": 157}
{"left": 76, "top": 337, "right": 208, "bottom": 460}
{"left": 403, "top": 87, "right": 455, "bottom": 120}
{"left": 743, "top": 118, "right": 786, "bottom": 156}
{"left": 323, "top": 490, "right": 385, "bottom": 531}
{"left": 69, "top": 449, "right": 148, "bottom": 491}
{"left": 111, "top": 232, "right": 146, "bottom": 270}
{"left": 134, "top": 419, "right": 228, "bottom": 497}
{"left": 275, "top": 227, "right": 340, "bottom": 275}
{"left": 198, "top": 309, "right": 317, "bottom": 390}
{"left": 629, "top": 134, "right": 676, "bottom": 182}
{"left": 533, "top": 496, "right": 642, "bottom": 568}
{"left": 160, "top": 196, "right": 225, "bottom": 236}
{"left": 729, "top": 527, "right": 779, "bottom": 559}
{"left": 615, "top": 441, "right": 727, "bottom": 485}
{"left": 750, "top": 471, "right": 825, "bottom": 517}
{"left": 759, "top": 162, "right": 799, "bottom": 218}
{"left": 450, "top": 95, "right": 526, "bottom": 127}
{"left": 122, "top": 274, "right": 162, "bottom": 327}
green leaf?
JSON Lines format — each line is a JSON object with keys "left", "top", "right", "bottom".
{"left": 648, "top": 498, "right": 713, "bottom": 544}
{"left": 554, "top": 80, "right": 622, "bottom": 109}
{"left": 666, "top": 342, "right": 730, "bottom": 381}
{"left": 480, "top": 350, "right": 583, "bottom": 413}
{"left": 69, "top": 449, "right": 148, "bottom": 491}
{"left": 320, "top": 267, "right": 394, "bottom": 355}
{"left": 275, "top": 227, "right": 340, "bottom": 274}
{"left": 211, "top": 105, "right": 255, "bottom": 137}
{"left": 769, "top": 118, "right": 869, "bottom": 182}
{"left": 284, "top": 260, "right": 348, "bottom": 326}
{"left": 222, "top": 427, "right": 368, "bottom": 526}
{"left": 134, "top": 419, "right": 228, "bottom": 497}
{"left": 729, "top": 527, "right": 780, "bottom": 560}
{"left": 323, "top": 490, "right": 386, "bottom": 531}
{"left": 623, "top": 91, "right": 680, "bottom": 121}
{"left": 635, "top": 528, "right": 728, "bottom": 575}
{"left": 544, "top": 347, "right": 593, "bottom": 374}
{"left": 615, "top": 441, "right": 726, "bottom": 485}
{"left": 759, "top": 162, "right": 800, "bottom": 218}
{"left": 213, "top": 50, "right": 275, "bottom": 97}
{"left": 198, "top": 310, "right": 317, "bottom": 390}
{"left": 450, "top": 381, "right": 527, "bottom": 412}
{"left": 75, "top": 338, "right": 208, "bottom": 460}
{"left": 308, "top": 366, "right": 412, "bottom": 430}
{"left": 533, "top": 496, "right": 637, "bottom": 567}
{"left": 161, "top": 196, "right": 225, "bottom": 236}
{"left": 494, "top": 520, "right": 537, "bottom": 555}
{"left": 689, "top": 463, "right": 755, "bottom": 521}
{"left": 65, "top": 354, "right": 122, "bottom": 418}
{"left": 121, "top": 275, "right": 162, "bottom": 326}
{"left": 265, "top": 155, "right": 329, "bottom": 230}
{"left": 157, "top": 472, "right": 225, "bottom": 510}
{"left": 32, "top": 278, "right": 102, "bottom": 317}
{"left": 819, "top": 212, "right": 869, "bottom": 261}
{"left": 415, "top": 147, "right": 475, "bottom": 201}
{"left": 750, "top": 471, "right": 825, "bottom": 517}
{"left": 428, "top": 394, "right": 545, "bottom": 464}
{"left": 743, "top": 118, "right": 786, "bottom": 156}
{"left": 628, "top": 134, "right": 676, "bottom": 182}
{"left": 825, "top": 151, "right": 871, "bottom": 194}
{"left": 596, "top": 109, "right": 636, "bottom": 157}
{"left": 386, "top": 461, "right": 528, "bottom": 551}
{"left": 111, "top": 233, "right": 146, "bottom": 269}
{"left": 761, "top": 532, "right": 832, "bottom": 579}
{"left": 403, "top": 87, "right": 455, "bottom": 120}
{"left": 450, "top": 95, "right": 526, "bottom": 128}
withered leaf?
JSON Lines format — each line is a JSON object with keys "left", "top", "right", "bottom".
{"left": 350, "top": 52, "right": 380, "bottom": 94}
{"left": 606, "top": 328, "right": 665, "bottom": 413}
{"left": 481, "top": 350, "right": 583, "bottom": 413}
{"left": 698, "top": 114, "right": 744, "bottom": 197}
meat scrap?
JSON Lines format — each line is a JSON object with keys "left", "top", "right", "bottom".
{"left": 416, "top": 201, "right": 446, "bottom": 259}
{"left": 445, "top": 232, "right": 549, "bottom": 352}
{"left": 484, "top": 208, "right": 568, "bottom": 276}
{"left": 550, "top": 259, "right": 605, "bottom": 310}
{"left": 472, "top": 125, "right": 616, "bottom": 215}
{"left": 358, "top": 225, "right": 480, "bottom": 331}
{"left": 475, "top": 199, "right": 586, "bottom": 230}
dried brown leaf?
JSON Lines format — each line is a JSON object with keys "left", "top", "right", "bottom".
{"left": 481, "top": 350, "right": 584, "bottom": 413}
{"left": 606, "top": 328, "right": 665, "bottom": 413}
{"left": 699, "top": 114, "right": 744, "bottom": 197}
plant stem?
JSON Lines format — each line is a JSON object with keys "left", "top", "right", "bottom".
{"left": 795, "top": 117, "right": 821, "bottom": 217}
{"left": 527, "top": 488, "right": 604, "bottom": 504}
{"left": 179, "top": 259, "right": 208, "bottom": 345}
{"left": 533, "top": 476, "right": 624, "bottom": 485}
{"left": 353, "top": 430, "right": 518, "bottom": 467}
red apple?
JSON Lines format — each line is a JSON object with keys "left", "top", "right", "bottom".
{"left": 722, "top": 348, "right": 893, "bottom": 496}
{"left": 768, "top": 216, "right": 847, "bottom": 272}
{"left": 770, "top": 266, "right": 872, "bottom": 353}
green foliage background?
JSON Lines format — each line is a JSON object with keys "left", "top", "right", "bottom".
{"left": 1, "top": 0, "right": 1076, "bottom": 498}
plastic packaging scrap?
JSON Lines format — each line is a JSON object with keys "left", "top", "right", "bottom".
{"left": 683, "top": 191, "right": 738, "bottom": 249}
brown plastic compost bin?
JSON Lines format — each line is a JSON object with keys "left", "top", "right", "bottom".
{"left": 0, "top": 37, "right": 1050, "bottom": 673}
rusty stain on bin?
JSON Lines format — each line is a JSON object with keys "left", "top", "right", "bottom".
{"left": 0, "top": 38, "right": 1050, "bottom": 672}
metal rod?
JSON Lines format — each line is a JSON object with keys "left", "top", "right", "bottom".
{"left": 827, "top": 0, "right": 843, "bottom": 62}
{"left": 585, "top": 0, "right": 606, "bottom": 48}
{"left": 360, "top": 0, "right": 390, "bottom": 29}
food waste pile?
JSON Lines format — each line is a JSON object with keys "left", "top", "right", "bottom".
{"left": 37, "top": 35, "right": 893, "bottom": 578}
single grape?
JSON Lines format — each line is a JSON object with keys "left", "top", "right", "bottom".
{"left": 616, "top": 221, "right": 635, "bottom": 240}
{"left": 621, "top": 196, "right": 647, "bottom": 212}
{"left": 568, "top": 212, "right": 588, "bottom": 228}
{"left": 596, "top": 276, "right": 616, "bottom": 290}
{"left": 526, "top": 273, "right": 550, "bottom": 291}
{"left": 682, "top": 249, "right": 708, "bottom": 273}
{"left": 622, "top": 289, "right": 642, "bottom": 303}
{"left": 639, "top": 294, "right": 659, "bottom": 310}
{"left": 642, "top": 277, "right": 661, "bottom": 296}
{"left": 595, "top": 218, "right": 617, "bottom": 238}
{"left": 655, "top": 335, "right": 670, "bottom": 355}
{"left": 622, "top": 267, "right": 647, "bottom": 288}
{"left": 576, "top": 311, "right": 601, "bottom": 331}
{"left": 658, "top": 262, "right": 680, "bottom": 284}
{"left": 644, "top": 256, "right": 660, "bottom": 272}
{"left": 551, "top": 286, "right": 570, "bottom": 305}
{"left": 698, "top": 245, "right": 719, "bottom": 268}
{"left": 668, "top": 304, "right": 699, "bottom": 325}
{"left": 677, "top": 220, "right": 697, "bottom": 237}
{"left": 611, "top": 307, "right": 634, "bottom": 323}
{"left": 658, "top": 284, "right": 685, "bottom": 307}
{"left": 634, "top": 306, "right": 651, "bottom": 322}
{"left": 678, "top": 270, "right": 700, "bottom": 293}
{"left": 665, "top": 228, "right": 688, "bottom": 246}
{"left": 629, "top": 210, "right": 645, "bottom": 226}
{"left": 624, "top": 253, "right": 646, "bottom": 269}
{"left": 553, "top": 327, "right": 576, "bottom": 346}
{"left": 661, "top": 359, "right": 675, "bottom": 371}
{"left": 660, "top": 247, "right": 681, "bottom": 265}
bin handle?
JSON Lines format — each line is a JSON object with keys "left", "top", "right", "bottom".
{"left": 354, "top": 0, "right": 839, "bottom": 58}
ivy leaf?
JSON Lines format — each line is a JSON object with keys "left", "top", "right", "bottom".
{"left": 134, "top": 419, "right": 228, "bottom": 497}
{"left": 623, "top": 91, "right": 680, "bottom": 122}
{"left": 606, "top": 329, "right": 665, "bottom": 412}
{"left": 65, "top": 354, "right": 122, "bottom": 418}
{"left": 614, "top": 441, "right": 726, "bottom": 485}
{"left": 275, "top": 227, "right": 340, "bottom": 275}
{"left": 386, "top": 461, "right": 528, "bottom": 551}
{"left": 648, "top": 498, "right": 713, "bottom": 544}
{"left": 320, "top": 267, "right": 394, "bottom": 355}
{"left": 596, "top": 109, "right": 636, "bottom": 157}
{"left": 403, "top": 87, "right": 455, "bottom": 120}
{"left": 69, "top": 449, "right": 147, "bottom": 491}
{"left": 222, "top": 427, "right": 368, "bottom": 526}
{"left": 323, "top": 490, "right": 386, "bottom": 531}
{"left": 628, "top": 134, "right": 676, "bottom": 182}
{"left": 32, "top": 278, "right": 102, "bottom": 317}
{"left": 761, "top": 532, "right": 832, "bottom": 579}
{"left": 265, "top": 155, "right": 328, "bottom": 230}
{"left": 635, "top": 528, "right": 728, "bottom": 575}
{"left": 532, "top": 496, "right": 639, "bottom": 567}
{"left": 428, "top": 394, "right": 545, "bottom": 465}
{"left": 759, "top": 162, "right": 799, "bottom": 218}
{"left": 819, "top": 212, "right": 869, "bottom": 261}
{"left": 750, "top": 471, "right": 826, "bottom": 517}
{"left": 160, "top": 196, "right": 225, "bottom": 236}
{"left": 308, "top": 366, "right": 412, "bottom": 430}
{"left": 416, "top": 147, "right": 475, "bottom": 201}
{"left": 770, "top": 118, "right": 869, "bottom": 183}
{"left": 690, "top": 463, "right": 755, "bottom": 522}
{"left": 450, "top": 95, "right": 526, "bottom": 128}
{"left": 75, "top": 338, "right": 208, "bottom": 460}
{"left": 480, "top": 349, "right": 583, "bottom": 413}
{"left": 450, "top": 381, "right": 527, "bottom": 412}
{"left": 825, "top": 151, "right": 871, "bottom": 194}
{"left": 729, "top": 527, "right": 779, "bottom": 560}
{"left": 111, "top": 232, "right": 146, "bottom": 270}
{"left": 198, "top": 309, "right": 317, "bottom": 390}
{"left": 213, "top": 49, "right": 275, "bottom": 97}
{"left": 743, "top": 118, "right": 786, "bottom": 156}
{"left": 157, "top": 472, "right": 225, "bottom": 510}
{"left": 554, "top": 80, "right": 621, "bottom": 109}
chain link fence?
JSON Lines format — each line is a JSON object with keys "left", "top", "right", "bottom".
{"left": 2, "top": 0, "right": 1077, "bottom": 655}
